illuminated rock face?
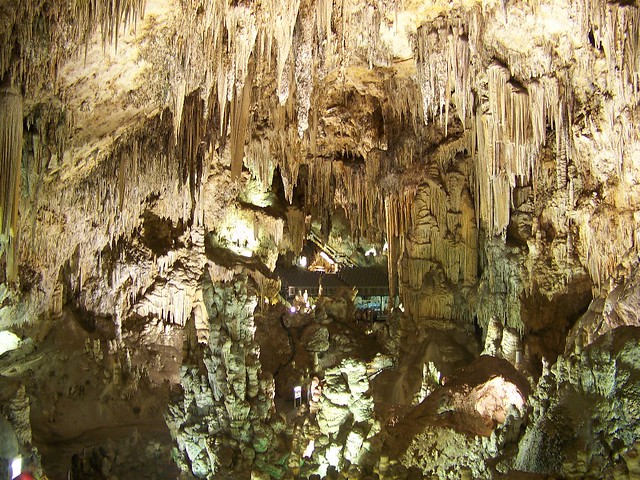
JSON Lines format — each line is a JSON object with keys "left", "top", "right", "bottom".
{"left": 0, "top": 0, "right": 639, "bottom": 478}
{"left": 166, "top": 276, "right": 283, "bottom": 478}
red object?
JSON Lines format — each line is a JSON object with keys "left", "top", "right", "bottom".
{"left": 14, "top": 473, "right": 36, "bottom": 480}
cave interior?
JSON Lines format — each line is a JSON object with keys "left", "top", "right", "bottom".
{"left": 1, "top": 0, "right": 640, "bottom": 478}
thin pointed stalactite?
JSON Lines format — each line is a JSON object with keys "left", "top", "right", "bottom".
{"left": 294, "top": 0, "right": 316, "bottom": 138}
{"left": 72, "top": 0, "right": 147, "bottom": 50}
{"left": 177, "top": 93, "right": 206, "bottom": 215}
{"left": 272, "top": 0, "right": 302, "bottom": 105}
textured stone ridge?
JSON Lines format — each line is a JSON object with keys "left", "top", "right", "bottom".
{"left": 384, "top": 356, "right": 529, "bottom": 479}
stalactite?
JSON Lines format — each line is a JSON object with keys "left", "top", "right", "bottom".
{"left": 474, "top": 64, "right": 564, "bottom": 237}
{"left": 580, "top": 211, "right": 638, "bottom": 293}
{"left": 271, "top": 0, "right": 302, "bottom": 104}
{"left": 0, "top": 0, "right": 147, "bottom": 96}
{"left": 279, "top": 128, "right": 303, "bottom": 203}
{"left": 555, "top": 122, "right": 568, "bottom": 190}
{"left": 178, "top": 93, "right": 205, "bottom": 208}
{"left": 294, "top": 2, "right": 315, "bottom": 138}
{"left": 230, "top": 62, "right": 255, "bottom": 179}
{"left": 245, "top": 138, "right": 276, "bottom": 191}
{"left": 416, "top": 25, "right": 448, "bottom": 124}
{"left": 385, "top": 189, "right": 415, "bottom": 301}
{"left": 308, "top": 158, "right": 333, "bottom": 230}
{"left": 71, "top": 0, "right": 147, "bottom": 51}
{"left": 225, "top": 5, "right": 259, "bottom": 96}
{"left": 315, "top": 0, "right": 333, "bottom": 47}
{"left": 414, "top": 18, "right": 475, "bottom": 129}
{"left": 286, "top": 207, "right": 306, "bottom": 254}
{"left": 0, "top": 85, "right": 23, "bottom": 282}
{"left": 277, "top": 55, "right": 293, "bottom": 105}
{"left": 172, "top": 81, "right": 187, "bottom": 142}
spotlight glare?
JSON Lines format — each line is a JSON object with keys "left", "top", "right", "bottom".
{"left": 11, "top": 457, "right": 22, "bottom": 479}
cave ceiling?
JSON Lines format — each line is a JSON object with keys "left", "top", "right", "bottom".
{"left": 0, "top": 0, "right": 637, "bottom": 371}
{"left": 0, "top": 0, "right": 637, "bottom": 358}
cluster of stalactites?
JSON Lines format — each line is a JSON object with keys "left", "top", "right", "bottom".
{"left": 20, "top": 115, "right": 200, "bottom": 305}
{"left": 385, "top": 189, "right": 416, "bottom": 300}
{"left": 414, "top": 15, "right": 477, "bottom": 132}
{"left": 307, "top": 155, "right": 386, "bottom": 239}
{"left": 409, "top": 0, "right": 639, "bottom": 240}
{"left": 72, "top": 0, "right": 147, "bottom": 51}
{"left": 0, "top": 0, "right": 149, "bottom": 286}
{"left": 242, "top": 96, "right": 304, "bottom": 204}
{"left": 171, "top": 0, "right": 259, "bottom": 176}
{"left": 172, "top": 0, "right": 395, "bottom": 180}
{"left": 160, "top": 0, "right": 398, "bottom": 266}
{"left": 576, "top": 0, "right": 640, "bottom": 105}
{"left": 411, "top": 7, "right": 572, "bottom": 239}
{"left": 0, "top": 0, "right": 146, "bottom": 95}
{"left": 244, "top": 139, "right": 277, "bottom": 192}
{"left": 580, "top": 211, "right": 640, "bottom": 292}
{"left": 473, "top": 65, "right": 564, "bottom": 237}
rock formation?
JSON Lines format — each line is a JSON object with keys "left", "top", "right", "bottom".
{"left": 0, "top": 0, "right": 639, "bottom": 477}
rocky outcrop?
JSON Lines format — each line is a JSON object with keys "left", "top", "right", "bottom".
{"left": 166, "top": 275, "right": 286, "bottom": 478}
{"left": 516, "top": 325, "right": 640, "bottom": 479}
{"left": 385, "top": 356, "right": 529, "bottom": 479}
{"left": 567, "top": 263, "right": 640, "bottom": 352}
{"left": 289, "top": 359, "right": 381, "bottom": 478}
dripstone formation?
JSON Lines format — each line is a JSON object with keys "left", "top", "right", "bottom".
{"left": 0, "top": 0, "right": 640, "bottom": 478}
